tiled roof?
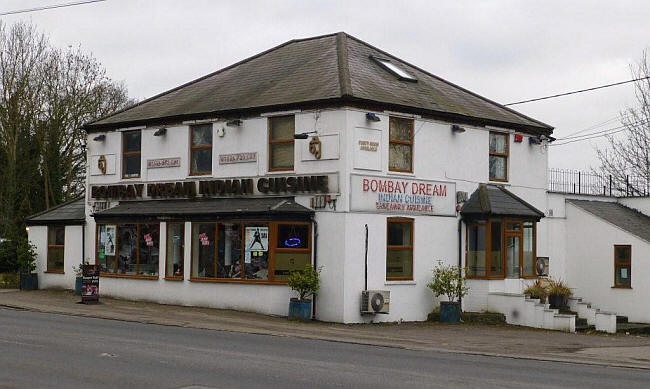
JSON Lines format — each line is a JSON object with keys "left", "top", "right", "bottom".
{"left": 86, "top": 32, "right": 552, "bottom": 135}
{"left": 461, "top": 184, "right": 545, "bottom": 220}
{"left": 93, "top": 197, "right": 313, "bottom": 221}
{"left": 25, "top": 198, "right": 86, "bottom": 225}
{"left": 567, "top": 200, "right": 650, "bottom": 243}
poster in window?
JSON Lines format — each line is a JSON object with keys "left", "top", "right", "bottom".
{"left": 100, "top": 225, "right": 116, "bottom": 256}
{"left": 245, "top": 227, "right": 268, "bottom": 252}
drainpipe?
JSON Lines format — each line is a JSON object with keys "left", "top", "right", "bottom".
{"left": 364, "top": 224, "right": 368, "bottom": 291}
{"left": 457, "top": 218, "right": 463, "bottom": 309}
{"left": 311, "top": 217, "right": 318, "bottom": 320}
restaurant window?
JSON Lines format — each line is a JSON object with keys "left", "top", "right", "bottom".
{"left": 466, "top": 219, "right": 536, "bottom": 279}
{"left": 166, "top": 223, "right": 185, "bottom": 279}
{"left": 190, "top": 124, "right": 213, "bottom": 175}
{"left": 96, "top": 223, "right": 159, "bottom": 277}
{"left": 47, "top": 226, "right": 65, "bottom": 272}
{"left": 614, "top": 245, "right": 631, "bottom": 288}
{"left": 489, "top": 132, "right": 508, "bottom": 181}
{"left": 386, "top": 218, "right": 413, "bottom": 280}
{"left": 388, "top": 116, "right": 413, "bottom": 172}
{"left": 122, "top": 130, "right": 141, "bottom": 178}
{"left": 190, "top": 221, "right": 310, "bottom": 282}
{"left": 268, "top": 115, "right": 295, "bottom": 171}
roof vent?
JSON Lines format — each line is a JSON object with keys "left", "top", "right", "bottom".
{"left": 370, "top": 56, "right": 417, "bottom": 82}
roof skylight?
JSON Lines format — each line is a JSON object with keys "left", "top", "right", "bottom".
{"left": 371, "top": 56, "right": 417, "bottom": 82}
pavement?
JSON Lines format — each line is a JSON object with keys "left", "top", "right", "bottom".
{"left": 1, "top": 289, "right": 650, "bottom": 370}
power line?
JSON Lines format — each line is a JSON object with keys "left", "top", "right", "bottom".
{"left": 551, "top": 127, "right": 629, "bottom": 146}
{"left": 551, "top": 118, "right": 649, "bottom": 146}
{"left": 504, "top": 76, "right": 650, "bottom": 106}
{"left": 0, "top": 0, "right": 106, "bottom": 16}
{"left": 556, "top": 115, "right": 620, "bottom": 140}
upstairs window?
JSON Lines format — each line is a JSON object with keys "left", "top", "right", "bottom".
{"left": 389, "top": 117, "right": 413, "bottom": 172}
{"left": 122, "top": 130, "right": 141, "bottom": 179}
{"left": 489, "top": 132, "right": 508, "bottom": 181}
{"left": 190, "top": 124, "right": 213, "bottom": 175}
{"left": 268, "top": 115, "right": 295, "bottom": 171}
{"left": 614, "top": 245, "right": 631, "bottom": 288}
{"left": 47, "top": 226, "right": 65, "bottom": 272}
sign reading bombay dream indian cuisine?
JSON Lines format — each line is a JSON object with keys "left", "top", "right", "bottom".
{"left": 90, "top": 174, "right": 334, "bottom": 200}
{"left": 350, "top": 174, "right": 456, "bottom": 216}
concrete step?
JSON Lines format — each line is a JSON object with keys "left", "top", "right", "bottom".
{"left": 617, "top": 322, "right": 650, "bottom": 334}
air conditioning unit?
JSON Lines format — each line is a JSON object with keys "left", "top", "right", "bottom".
{"left": 361, "top": 290, "right": 390, "bottom": 314}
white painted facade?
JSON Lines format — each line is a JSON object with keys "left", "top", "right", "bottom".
{"left": 28, "top": 107, "right": 553, "bottom": 323}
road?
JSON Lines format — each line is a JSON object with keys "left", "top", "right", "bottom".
{"left": 0, "top": 308, "right": 649, "bottom": 388}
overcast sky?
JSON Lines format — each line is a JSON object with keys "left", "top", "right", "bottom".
{"left": 4, "top": 0, "right": 650, "bottom": 170}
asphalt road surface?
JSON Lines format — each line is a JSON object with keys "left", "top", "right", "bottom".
{"left": 1, "top": 308, "right": 649, "bottom": 388}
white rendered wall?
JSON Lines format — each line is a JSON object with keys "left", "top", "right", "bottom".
{"left": 619, "top": 197, "right": 650, "bottom": 217}
{"left": 29, "top": 225, "right": 83, "bottom": 290}
{"left": 565, "top": 202, "right": 650, "bottom": 323}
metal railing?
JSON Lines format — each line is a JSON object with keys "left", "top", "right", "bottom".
{"left": 548, "top": 168, "right": 650, "bottom": 197}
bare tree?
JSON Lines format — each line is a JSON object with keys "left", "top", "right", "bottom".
{"left": 596, "top": 50, "right": 650, "bottom": 196}
{"left": 0, "top": 21, "right": 131, "bottom": 238}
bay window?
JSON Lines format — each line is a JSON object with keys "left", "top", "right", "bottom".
{"left": 466, "top": 219, "right": 536, "bottom": 279}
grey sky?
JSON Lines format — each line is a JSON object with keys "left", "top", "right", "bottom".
{"left": 4, "top": 0, "right": 649, "bottom": 170}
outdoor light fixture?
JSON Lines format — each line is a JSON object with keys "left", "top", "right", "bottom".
{"left": 529, "top": 136, "right": 542, "bottom": 145}
{"left": 293, "top": 131, "right": 317, "bottom": 139}
{"left": 226, "top": 119, "right": 243, "bottom": 127}
{"left": 93, "top": 134, "right": 106, "bottom": 142}
{"left": 153, "top": 127, "right": 167, "bottom": 136}
{"left": 366, "top": 112, "right": 381, "bottom": 122}
{"left": 451, "top": 124, "right": 466, "bottom": 133}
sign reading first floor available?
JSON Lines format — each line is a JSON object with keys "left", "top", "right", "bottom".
{"left": 350, "top": 174, "right": 456, "bottom": 216}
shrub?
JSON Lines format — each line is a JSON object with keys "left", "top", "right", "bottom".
{"left": 0, "top": 240, "right": 18, "bottom": 273}
{"left": 548, "top": 279, "right": 572, "bottom": 297}
{"left": 287, "top": 264, "right": 322, "bottom": 301}
{"left": 16, "top": 238, "right": 37, "bottom": 274}
{"left": 524, "top": 279, "right": 548, "bottom": 302}
{"left": 426, "top": 261, "right": 469, "bottom": 303}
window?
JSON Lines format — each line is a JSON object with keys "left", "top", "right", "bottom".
{"left": 190, "top": 124, "right": 213, "bottom": 175}
{"left": 386, "top": 218, "right": 413, "bottom": 280}
{"left": 371, "top": 56, "right": 417, "bottom": 82}
{"left": 122, "top": 130, "right": 141, "bottom": 178}
{"left": 466, "top": 219, "right": 536, "bottom": 279}
{"left": 47, "top": 226, "right": 65, "bottom": 272}
{"left": 96, "top": 223, "right": 159, "bottom": 277}
{"left": 614, "top": 245, "right": 631, "bottom": 288}
{"left": 190, "top": 221, "right": 310, "bottom": 283}
{"left": 166, "top": 223, "right": 185, "bottom": 279}
{"left": 489, "top": 132, "right": 508, "bottom": 181}
{"left": 389, "top": 117, "right": 413, "bottom": 172}
{"left": 268, "top": 115, "right": 295, "bottom": 171}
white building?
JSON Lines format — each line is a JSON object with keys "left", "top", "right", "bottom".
{"left": 26, "top": 32, "right": 565, "bottom": 324}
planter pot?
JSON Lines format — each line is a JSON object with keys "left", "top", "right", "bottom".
{"left": 439, "top": 301, "right": 461, "bottom": 323}
{"left": 548, "top": 294, "right": 567, "bottom": 309}
{"left": 19, "top": 273, "right": 38, "bottom": 291}
{"left": 75, "top": 276, "right": 83, "bottom": 295}
{"left": 288, "top": 298, "right": 312, "bottom": 321}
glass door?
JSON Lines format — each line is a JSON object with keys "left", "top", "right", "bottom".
{"left": 505, "top": 234, "right": 521, "bottom": 278}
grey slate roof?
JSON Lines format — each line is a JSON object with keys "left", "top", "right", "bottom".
{"left": 86, "top": 32, "right": 553, "bottom": 135}
{"left": 93, "top": 197, "right": 313, "bottom": 221}
{"left": 567, "top": 200, "right": 650, "bottom": 243}
{"left": 461, "top": 184, "right": 545, "bottom": 220}
{"left": 25, "top": 198, "right": 86, "bottom": 225}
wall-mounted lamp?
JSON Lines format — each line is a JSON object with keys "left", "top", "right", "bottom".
{"left": 529, "top": 136, "right": 542, "bottom": 145}
{"left": 153, "top": 127, "right": 167, "bottom": 136}
{"left": 93, "top": 134, "right": 106, "bottom": 142}
{"left": 293, "top": 131, "right": 317, "bottom": 140}
{"left": 451, "top": 124, "right": 466, "bottom": 133}
{"left": 226, "top": 119, "right": 243, "bottom": 127}
{"left": 366, "top": 112, "right": 381, "bottom": 122}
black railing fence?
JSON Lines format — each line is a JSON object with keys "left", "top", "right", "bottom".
{"left": 548, "top": 168, "right": 650, "bottom": 197}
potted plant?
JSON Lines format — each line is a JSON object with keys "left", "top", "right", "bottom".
{"left": 523, "top": 279, "right": 548, "bottom": 303}
{"left": 547, "top": 279, "right": 572, "bottom": 309}
{"left": 72, "top": 264, "right": 84, "bottom": 295}
{"left": 427, "top": 261, "right": 469, "bottom": 323}
{"left": 17, "top": 238, "right": 38, "bottom": 291}
{"left": 287, "top": 264, "right": 321, "bottom": 321}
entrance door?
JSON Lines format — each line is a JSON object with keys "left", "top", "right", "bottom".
{"left": 505, "top": 234, "right": 521, "bottom": 278}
